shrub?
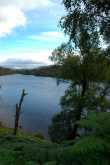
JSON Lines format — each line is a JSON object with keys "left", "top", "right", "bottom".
{"left": 33, "top": 132, "right": 45, "bottom": 140}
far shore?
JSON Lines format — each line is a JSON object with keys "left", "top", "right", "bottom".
{"left": 0, "top": 65, "right": 60, "bottom": 78}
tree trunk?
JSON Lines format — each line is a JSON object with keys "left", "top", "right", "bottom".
{"left": 70, "top": 79, "right": 88, "bottom": 139}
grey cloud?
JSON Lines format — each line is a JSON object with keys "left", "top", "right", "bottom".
{"left": 0, "top": 58, "right": 46, "bottom": 69}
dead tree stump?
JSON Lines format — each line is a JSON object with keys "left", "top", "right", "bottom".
{"left": 13, "top": 89, "right": 27, "bottom": 135}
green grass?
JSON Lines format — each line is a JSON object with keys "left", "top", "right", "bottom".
{"left": 0, "top": 125, "right": 110, "bottom": 165}
{"left": 0, "top": 127, "right": 60, "bottom": 165}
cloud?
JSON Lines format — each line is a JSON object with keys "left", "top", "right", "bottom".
{"left": 0, "top": 0, "right": 54, "bottom": 37}
{"left": 29, "top": 31, "right": 67, "bottom": 42}
{"left": 19, "top": 0, "right": 53, "bottom": 10}
{"left": 0, "top": 0, "right": 53, "bottom": 11}
{"left": 0, "top": 49, "right": 52, "bottom": 68}
{"left": 0, "top": 6, "right": 26, "bottom": 37}
{"left": 0, "top": 58, "right": 46, "bottom": 69}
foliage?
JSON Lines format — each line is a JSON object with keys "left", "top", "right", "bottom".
{"left": 33, "top": 132, "right": 45, "bottom": 140}
{"left": 78, "top": 112, "right": 110, "bottom": 139}
{"left": 62, "top": 0, "right": 110, "bottom": 46}
{"left": 49, "top": 0, "right": 110, "bottom": 141}
{"left": 60, "top": 112, "right": 110, "bottom": 165}
{"left": 61, "top": 136, "right": 110, "bottom": 165}
{"left": 49, "top": 111, "right": 71, "bottom": 142}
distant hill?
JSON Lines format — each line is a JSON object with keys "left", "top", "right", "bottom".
{"left": 17, "top": 65, "right": 61, "bottom": 77}
{"left": 0, "top": 65, "right": 61, "bottom": 78}
{"left": 0, "top": 67, "right": 16, "bottom": 76}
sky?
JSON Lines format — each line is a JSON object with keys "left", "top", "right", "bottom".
{"left": 0, "top": 0, "right": 68, "bottom": 68}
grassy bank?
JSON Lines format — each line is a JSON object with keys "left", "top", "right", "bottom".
{"left": 0, "top": 117, "right": 110, "bottom": 165}
{"left": 0, "top": 126, "right": 60, "bottom": 165}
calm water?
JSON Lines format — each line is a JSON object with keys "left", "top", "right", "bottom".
{"left": 0, "top": 74, "right": 68, "bottom": 137}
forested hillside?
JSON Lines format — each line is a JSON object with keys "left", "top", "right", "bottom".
{"left": 0, "top": 67, "right": 15, "bottom": 75}
{"left": 17, "top": 65, "right": 60, "bottom": 77}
